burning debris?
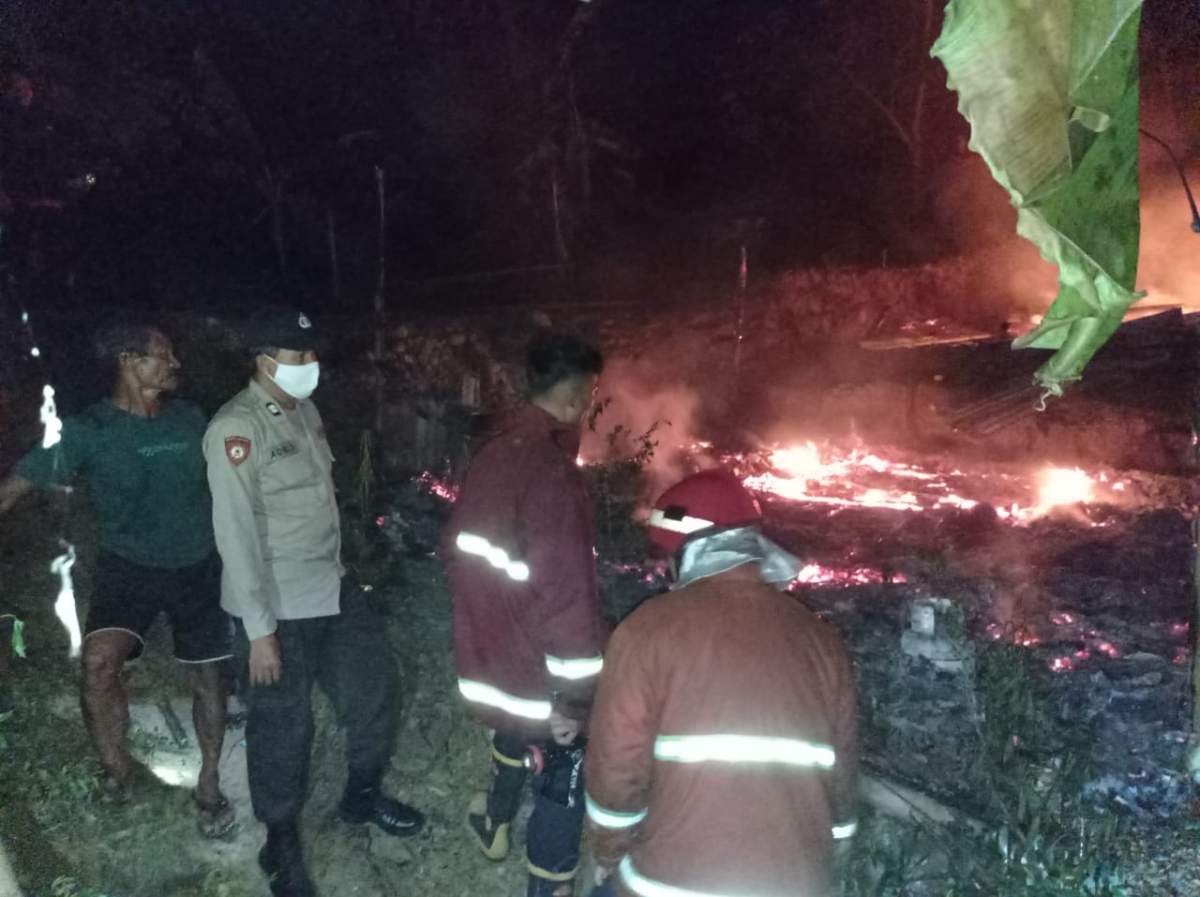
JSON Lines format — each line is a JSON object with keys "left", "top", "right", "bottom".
{"left": 792, "top": 563, "right": 905, "bottom": 587}
{"left": 727, "top": 440, "right": 1163, "bottom": 523}
{"left": 583, "top": 427, "right": 1199, "bottom": 825}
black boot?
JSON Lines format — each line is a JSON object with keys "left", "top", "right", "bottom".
{"left": 338, "top": 786, "right": 425, "bottom": 837}
{"left": 258, "top": 824, "right": 316, "bottom": 897}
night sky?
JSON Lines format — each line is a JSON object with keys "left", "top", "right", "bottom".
{"left": 0, "top": 0, "right": 1196, "bottom": 316}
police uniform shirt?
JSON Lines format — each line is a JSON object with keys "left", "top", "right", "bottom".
{"left": 203, "top": 378, "right": 343, "bottom": 640}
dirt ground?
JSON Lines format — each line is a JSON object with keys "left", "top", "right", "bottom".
{"left": 0, "top": 490, "right": 539, "bottom": 897}
{"left": 4, "top": 470, "right": 1200, "bottom": 896}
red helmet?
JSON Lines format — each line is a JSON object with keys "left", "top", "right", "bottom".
{"left": 647, "top": 469, "right": 763, "bottom": 555}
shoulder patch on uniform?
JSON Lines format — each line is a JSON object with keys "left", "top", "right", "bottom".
{"left": 225, "top": 436, "right": 252, "bottom": 466}
{"left": 265, "top": 401, "right": 282, "bottom": 417}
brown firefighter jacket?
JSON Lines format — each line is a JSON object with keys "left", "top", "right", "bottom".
{"left": 585, "top": 563, "right": 859, "bottom": 897}
{"left": 441, "top": 404, "right": 607, "bottom": 741}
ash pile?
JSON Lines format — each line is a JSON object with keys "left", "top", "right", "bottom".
{"left": 789, "top": 501, "right": 1195, "bottom": 825}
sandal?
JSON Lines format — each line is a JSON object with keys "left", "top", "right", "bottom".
{"left": 193, "top": 790, "right": 237, "bottom": 839}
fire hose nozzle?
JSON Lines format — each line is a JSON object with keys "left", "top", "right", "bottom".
{"left": 523, "top": 744, "right": 548, "bottom": 775}
{"left": 522, "top": 737, "right": 587, "bottom": 776}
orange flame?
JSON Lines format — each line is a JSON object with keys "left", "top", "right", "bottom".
{"left": 735, "top": 442, "right": 1125, "bottom": 523}
{"left": 1034, "top": 467, "right": 1094, "bottom": 513}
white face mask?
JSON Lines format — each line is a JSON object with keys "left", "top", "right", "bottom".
{"left": 268, "top": 359, "right": 320, "bottom": 400}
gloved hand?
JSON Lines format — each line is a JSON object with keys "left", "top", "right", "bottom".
{"left": 549, "top": 710, "right": 581, "bottom": 746}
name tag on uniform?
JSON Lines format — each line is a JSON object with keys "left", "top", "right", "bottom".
{"left": 269, "top": 440, "right": 299, "bottom": 462}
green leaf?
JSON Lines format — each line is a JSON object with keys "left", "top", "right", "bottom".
{"left": 11, "top": 617, "right": 26, "bottom": 658}
{"left": 932, "top": 0, "right": 1144, "bottom": 394}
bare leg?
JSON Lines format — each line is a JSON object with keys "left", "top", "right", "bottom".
{"left": 190, "top": 661, "right": 227, "bottom": 804}
{"left": 80, "top": 630, "right": 139, "bottom": 784}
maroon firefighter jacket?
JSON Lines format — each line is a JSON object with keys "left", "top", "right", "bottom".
{"left": 442, "top": 404, "right": 606, "bottom": 740}
{"left": 584, "top": 564, "right": 859, "bottom": 897}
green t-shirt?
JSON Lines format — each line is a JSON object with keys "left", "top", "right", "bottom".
{"left": 16, "top": 399, "right": 215, "bottom": 569}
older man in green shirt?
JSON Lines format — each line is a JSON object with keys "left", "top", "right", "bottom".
{"left": 0, "top": 319, "right": 234, "bottom": 837}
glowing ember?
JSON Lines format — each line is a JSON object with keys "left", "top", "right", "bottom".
{"left": 1050, "top": 656, "right": 1074, "bottom": 672}
{"left": 728, "top": 441, "right": 1133, "bottom": 523}
{"left": 1094, "top": 641, "right": 1120, "bottom": 659}
{"left": 739, "top": 443, "right": 979, "bottom": 513}
{"left": 416, "top": 471, "right": 458, "bottom": 502}
{"left": 790, "top": 563, "right": 905, "bottom": 586}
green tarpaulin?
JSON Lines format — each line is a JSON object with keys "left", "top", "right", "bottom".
{"left": 932, "top": 0, "right": 1144, "bottom": 395}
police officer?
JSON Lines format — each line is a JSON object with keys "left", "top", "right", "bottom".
{"left": 204, "top": 308, "right": 423, "bottom": 897}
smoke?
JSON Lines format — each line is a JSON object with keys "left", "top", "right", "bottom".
{"left": 582, "top": 357, "right": 706, "bottom": 497}
{"left": 1137, "top": 170, "right": 1200, "bottom": 309}
{"left": 932, "top": 96, "right": 1200, "bottom": 321}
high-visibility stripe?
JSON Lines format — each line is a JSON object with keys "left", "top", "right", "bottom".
{"left": 654, "top": 734, "right": 835, "bottom": 768}
{"left": 832, "top": 820, "right": 858, "bottom": 840}
{"left": 528, "top": 861, "right": 578, "bottom": 882}
{"left": 647, "top": 509, "right": 715, "bottom": 535}
{"left": 585, "top": 794, "right": 647, "bottom": 829}
{"left": 456, "top": 531, "right": 530, "bottom": 582}
{"left": 545, "top": 654, "right": 604, "bottom": 680}
{"left": 619, "top": 856, "right": 770, "bottom": 897}
{"left": 458, "top": 678, "right": 552, "bottom": 720}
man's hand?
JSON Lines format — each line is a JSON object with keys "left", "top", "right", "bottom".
{"left": 248, "top": 633, "right": 282, "bottom": 686}
{"left": 548, "top": 710, "right": 580, "bottom": 746}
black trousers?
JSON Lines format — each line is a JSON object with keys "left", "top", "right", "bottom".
{"left": 490, "top": 730, "right": 587, "bottom": 894}
{"left": 234, "top": 587, "right": 398, "bottom": 827}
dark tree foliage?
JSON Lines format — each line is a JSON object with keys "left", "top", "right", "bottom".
{"left": 0, "top": 0, "right": 1194, "bottom": 316}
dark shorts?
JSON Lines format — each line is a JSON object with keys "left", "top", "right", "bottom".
{"left": 85, "top": 551, "right": 233, "bottom": 663}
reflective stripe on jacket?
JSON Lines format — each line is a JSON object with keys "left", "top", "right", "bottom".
{"left": 442, "top": 404, "right": 605, "bottom": 738}
{"left": 584, "top": 564, "right": 859, "bottom": 897}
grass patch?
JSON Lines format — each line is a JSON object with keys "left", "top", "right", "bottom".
{"left": 843, "top": 638, "right": 1130, "bottom": 897}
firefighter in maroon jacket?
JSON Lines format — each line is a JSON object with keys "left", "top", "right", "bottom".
{"left": 443, "top": 332, "right": 607, "bottom": 897}
{"left": 585, "top": 470, "right": 859, "bottom": 897}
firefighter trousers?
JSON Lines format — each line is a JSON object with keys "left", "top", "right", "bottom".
{"left": 490, "top": 731, "right": 587, "bottom": 897}
{"left": 234, "top": 587, "right": 399, "bottom": 827}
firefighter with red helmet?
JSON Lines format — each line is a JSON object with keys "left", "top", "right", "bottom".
{"left": 584, "top": 470, "right": 859, "bottom": 897}
{"left": 442, "top": 332, "right": 607, "bottom": 897}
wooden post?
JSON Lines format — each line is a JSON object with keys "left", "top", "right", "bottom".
{"left": 732, "top": 244, "right": 748, "bottom": 387}
{"left": 327, "top": 208, "right": 340, "bottom": 307}
{"left": 1186, "top": 515, "right": 1200, "bottom": 781}
{"left": 263, "top": 166, "right": 287, "bottom": 277}
{"left": 551, "top": 167, "right": 570, "bottom": 271}
{"left": 372, "top": 167, "right": 387, "bottom": 441}
{"left": 1188, "top": 329, "right": 1200, "bottom": 781}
